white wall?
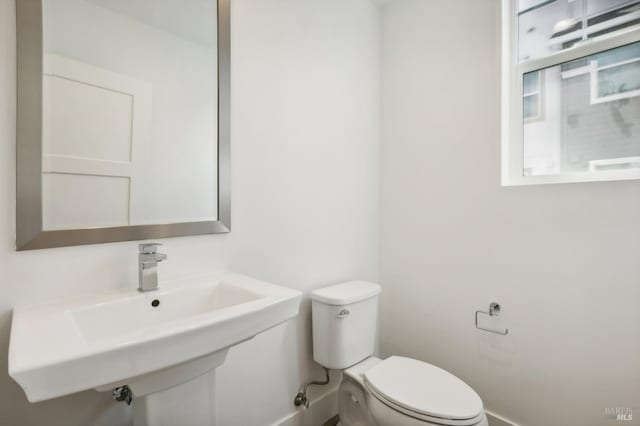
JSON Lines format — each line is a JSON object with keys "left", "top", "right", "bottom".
{"left": 0, "top": 0, "right": 380, "bottom": 425}
{"left": 379, "top": 1, "right": 640, "bottom": 426}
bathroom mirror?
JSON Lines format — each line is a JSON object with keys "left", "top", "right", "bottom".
{"left": 16, "top": 0, "right": 230, "bottom": 250}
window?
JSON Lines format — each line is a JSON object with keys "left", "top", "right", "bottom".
{"left": 502, "top": 0, "right": 640, "bottom": 184}
{"left": 523, "top": 71, "right": 544, "bottom": 121}
{"left": 591, "top": 46, "right": 640, "bottom": 103}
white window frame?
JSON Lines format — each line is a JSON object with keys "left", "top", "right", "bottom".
{"left": 501, "top": 0, "right": 640, "bottom": 186}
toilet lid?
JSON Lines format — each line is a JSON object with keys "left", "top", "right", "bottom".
{"left": 363, "top": 356, "right": 483, "bottom": 421}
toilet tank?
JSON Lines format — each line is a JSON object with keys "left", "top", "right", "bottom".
{"left": 310, "top": 281, "right": 381, "bottom": 370}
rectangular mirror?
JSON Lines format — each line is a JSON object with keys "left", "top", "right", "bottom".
{"left": 16, "top": 0, "right": 230, "bottom": 250}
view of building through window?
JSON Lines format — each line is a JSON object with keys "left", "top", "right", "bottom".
{"left": 516, "top": 0, "right": 640, "bottom": 178}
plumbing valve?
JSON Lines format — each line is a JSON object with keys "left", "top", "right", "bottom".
{"left": 294, "top": 391, "right": 309, "bottom": 408}
{"left": 112, "top": 385, "right": 133, "bottom": 405}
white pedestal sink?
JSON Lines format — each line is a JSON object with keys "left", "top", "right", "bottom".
{"left": 8, "top": 274, "right": 302, "bottom": 426}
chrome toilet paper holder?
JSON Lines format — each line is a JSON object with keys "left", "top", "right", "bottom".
{"left": 475, "top": 302, "right": 508, "bottom": 335}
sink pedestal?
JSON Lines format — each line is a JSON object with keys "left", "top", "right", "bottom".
{"left": 97, "top": 349, "right": 230, "bottom": 426}
{"left": 133, "top": 372, "right": 217, "bottom": 426}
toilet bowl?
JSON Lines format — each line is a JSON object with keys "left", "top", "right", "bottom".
{"left": 310, "top": 281, "right": 488, "bottom": 426}
{"left": 338, "top": 356, "right": 487, "bottom": 426}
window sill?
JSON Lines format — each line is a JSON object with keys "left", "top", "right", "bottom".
{"left": 501, "top": 168, "right": 640, "bottom": 186}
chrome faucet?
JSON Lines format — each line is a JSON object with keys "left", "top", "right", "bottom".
{"left": 138, "top": 243, "right": 167, "bottom": 292}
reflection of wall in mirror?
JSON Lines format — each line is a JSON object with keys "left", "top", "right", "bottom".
{"left": 41, "top": 0, "right": 218, "bottom": 230}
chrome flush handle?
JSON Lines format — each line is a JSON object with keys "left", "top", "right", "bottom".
{"left": 337, "top": 309, "right": 350, "bottom": 319}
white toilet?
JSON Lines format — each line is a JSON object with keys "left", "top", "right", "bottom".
{"left": 311, "top": 281, "right": 488, "bottom": 426}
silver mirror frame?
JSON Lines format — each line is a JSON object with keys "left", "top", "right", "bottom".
{"left": 16, "top": 0, "right": 231, "bottom": 250}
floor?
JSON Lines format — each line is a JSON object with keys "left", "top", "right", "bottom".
{"left": 322, "top": 415, "right": 340, "bottom": 426}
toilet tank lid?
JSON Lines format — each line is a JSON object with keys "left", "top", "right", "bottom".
{"left": 311, "top": 281, "right": 381, "bottom": 305}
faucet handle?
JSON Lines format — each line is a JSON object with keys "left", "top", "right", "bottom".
{"left": 139, "top": 243, "right": 162, "bottom": 254}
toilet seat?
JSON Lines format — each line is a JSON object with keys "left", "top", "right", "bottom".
{"left": 363, "top": 356, "right": 484, "bottom": 426}
{"left": 365, "top": 383, "right": 486, "bottom": 426}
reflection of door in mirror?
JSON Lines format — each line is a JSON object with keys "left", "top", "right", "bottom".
{"left": 41, "top": 0, "right": 218, "bottom": 231}
{"left": 43, "top": 55, "right": 152, "bottom": 230}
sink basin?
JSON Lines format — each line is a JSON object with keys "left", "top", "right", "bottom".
{"left": 9, "top": 273, "right": 302, "bottom": 403}
{"left": 71, "top": 282, "right": 262, "bottom": 342}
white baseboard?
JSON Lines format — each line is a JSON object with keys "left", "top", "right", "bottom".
{"left": 271, "top": 390, "right": 517, "bottom": 426}
{"left": 272, "top": 386, "right": 339, "bottom": 426}
{"left": 486, "top": 409, "right": 520, "bottom": 426}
